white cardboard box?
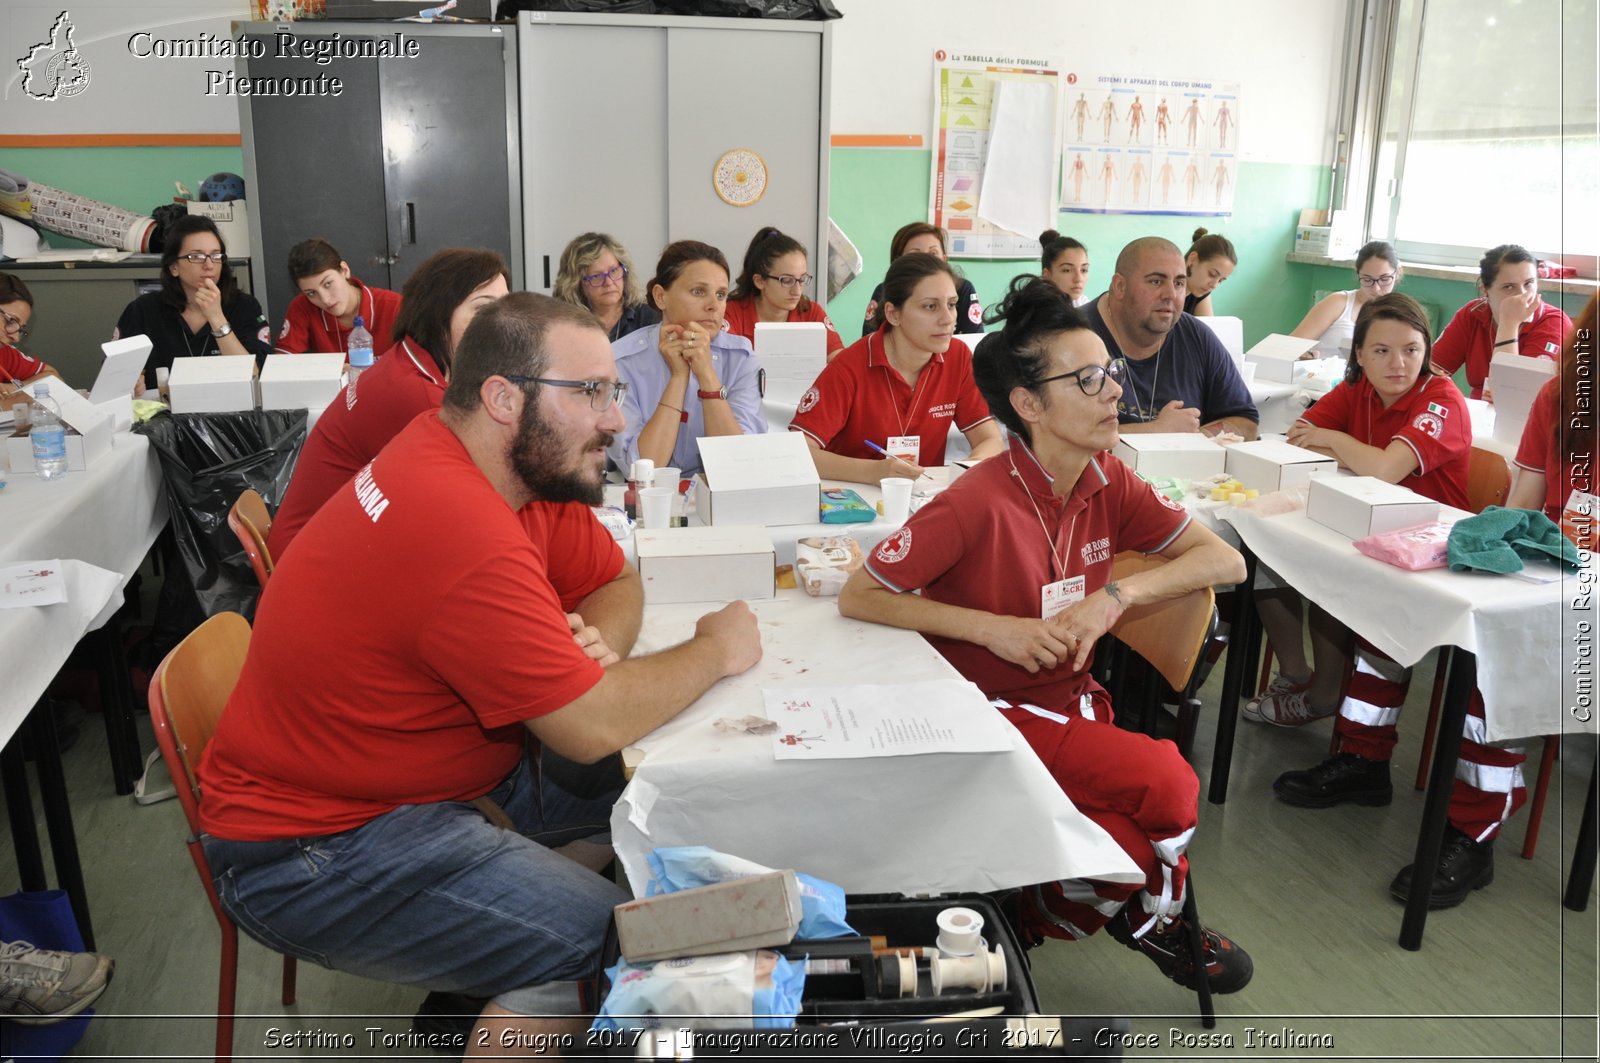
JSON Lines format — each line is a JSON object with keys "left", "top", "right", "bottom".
{"left": 1244, "top": 333, "right": 1319, "bottom": 384}
{"left": 260, "top": 352, "right": 346, "bottom": 411}
{"left": 635, "top": 524, "right": 776, "bottom": 605}
{"left": 614, "top": 870, "right": 803, "bottom": 962}
{"left": 1197, "top": 315, "right": 1245, "bottom": 362}
{"left": 7, "top": 384, "right": 114, "bottom": 473}
{"left": 696, "top": 432, "right": 820, "bottom": 527}
{"left": 168, "top": 355, "right": 257, "bottom": 414}
{"left": 1489, "top": 352, "right": 1558, "bottom": 445}
{"left": 1224, "top": 439, "right": 1338, "bottom": 492}
{"left": 1306, "top": 475, "right": 1440, "bottom": 539}
{"left": 1112, "top": 434, "right": 1227, "bottom": 480}
{"left": 754, "top": 321, "right": 828, "bottom": 405}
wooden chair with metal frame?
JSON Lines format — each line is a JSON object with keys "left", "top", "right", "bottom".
{"left": 148, "top": 612, "right": 296, "bottom": 1063}
{"left": 226, "top": 489, "right": 274, "bottom": 590}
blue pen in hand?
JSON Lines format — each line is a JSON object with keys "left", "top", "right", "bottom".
{"left": 864, "top": 440, "right": 931, "bottom": 479}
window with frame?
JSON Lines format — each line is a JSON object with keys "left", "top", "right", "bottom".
{"left": 1346, "top": 0, "right": 1597, "bottom": 273}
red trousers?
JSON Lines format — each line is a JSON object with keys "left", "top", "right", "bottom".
{"left": 1335, "top": 641, "right": 1526, "bottom": 841}
{"left": 997, "top": 692, "right": 1198, "bottom": 939}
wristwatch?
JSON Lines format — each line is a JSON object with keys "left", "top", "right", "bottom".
{"left": 211, "top": 323, "right": 234, "bottom": 338}
{"left": 697, "top": 387, "right": 727, "bottom": 401}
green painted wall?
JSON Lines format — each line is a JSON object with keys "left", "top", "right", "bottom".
{"left": 0, "top": 146, "right": 247, "bottom": 250}
{"left": 826, "top": 148, "right": 1329, "bottom": 347}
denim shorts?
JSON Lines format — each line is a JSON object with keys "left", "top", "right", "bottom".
{"left": 201, "top": 752, "right": 628, "bottom": 1014}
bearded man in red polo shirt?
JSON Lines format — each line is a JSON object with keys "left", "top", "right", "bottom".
{"left": 840, "top": 276, "right": 1253, "bottom": 995}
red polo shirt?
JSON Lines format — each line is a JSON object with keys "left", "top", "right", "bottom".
{"left": 1514, "top": 378, "right": 1573, "bottom": 522}
{"left": 199, "top": 411, "right": 623, "bottom": 841}
{"left": 722, "top": 296, "right": 843, "bottom": 356}
{"left": 268, "top": 338, "right": 445, "bottom": 561}
{"left": 788, "top": 327, "right": 992, "bottom": 467}
{"left": 1432, "top": 297, "right": 1571, "bottom": 399}
{"left": 864, "top": 436, "right": 1190, "bottom": 709}
{"left": 275, "top": 278, "right": 403, "bottom": 355}
{"left": 1298, "top": 371, "right": 1471, "bottom": 509}
{"left": 0, "top": 343, "right": 45, "bottom": 380}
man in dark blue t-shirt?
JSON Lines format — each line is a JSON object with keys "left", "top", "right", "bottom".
{"left": 1082, "top": 237, "right": 1258, "bottom": 438}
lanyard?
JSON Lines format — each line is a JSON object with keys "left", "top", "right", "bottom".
{"left": 875, "top": 331, "right": 930, "bottom": 438}
{"left": 1008, "top": 447, "right": 1079, "bottom": 583}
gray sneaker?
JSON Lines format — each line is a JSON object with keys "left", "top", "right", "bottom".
{"left": 0, "top": 941, "right": 114, "bottom": 1024}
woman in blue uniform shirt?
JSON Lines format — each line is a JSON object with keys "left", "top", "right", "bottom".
{"left": 609, "top": 240, "right": 767, "bottom": 475}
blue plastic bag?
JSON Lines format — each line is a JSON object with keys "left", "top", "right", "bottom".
{"left": 645, "top": 846, "right": 855, "bottom": 939}
{"left": 592, "top": 951, "right": 806, "bottom": 1032}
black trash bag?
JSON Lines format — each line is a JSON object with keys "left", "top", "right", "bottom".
{"left": 136, "top": 409, "right": 307, "bottom": 659}
{"left": 496, "top": 0, "right": 840, "bottom": 19}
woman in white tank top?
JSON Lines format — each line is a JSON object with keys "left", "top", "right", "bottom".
{"left": 1290, "top": 241, "right": 1402, "bottom": 358}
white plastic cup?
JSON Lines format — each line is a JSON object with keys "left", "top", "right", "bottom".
{"left": 639, "top": 487, "right": 674, "bottom": 530}
{"left": 1239, "top": 361, "right": 1257, "bottom": 385}
{"left": 654, "top": 466, "right": 681, "bottom": 493}
{"left": 881, "top": 477, "right": 913, "bottom": 524}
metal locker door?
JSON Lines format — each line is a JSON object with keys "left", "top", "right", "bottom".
{"left": 665, "top": 27, "right": 823, "bottom": 289}
{"left": 378, "top": 29, "right": 521, "bottom": 293}
{"left": 239, "top": 35, "right": 388, "bottom": 328}
{"left": 519, "top": 22, "right": 670, "bottom": 295}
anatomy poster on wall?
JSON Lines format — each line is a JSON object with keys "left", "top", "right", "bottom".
{"left": 928, "top": 49, "right": 1062, "bottom": 259}
{"left": 1060, "top": 72, "right": 1239, "bottom": 217}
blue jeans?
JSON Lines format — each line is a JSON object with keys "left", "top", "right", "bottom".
{"left": 201, "top": 753, "right": 627, "bottom": 1014}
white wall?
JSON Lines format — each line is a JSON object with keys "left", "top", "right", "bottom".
{"left": 827, "top": 0, "right": 1347, "bottom": 166}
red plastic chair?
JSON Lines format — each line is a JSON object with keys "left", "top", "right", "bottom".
{"left": 226, "top": 489, "right": 274, "bottom": 589}
{"left": 148, "top": 612, "right": 296, "bottom": 1063}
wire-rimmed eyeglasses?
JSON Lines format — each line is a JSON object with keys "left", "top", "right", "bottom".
{"left": 503, "top": 374, "right": 628, "bottom": 411}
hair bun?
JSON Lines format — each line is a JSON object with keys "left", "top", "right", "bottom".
{"left": 1039, "top": 229, "right": 1061, "bottom": 244}
{"left": 1191, "top": 226, "right": 1209, "bottom": 242}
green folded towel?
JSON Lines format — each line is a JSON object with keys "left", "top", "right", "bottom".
{"left": 1447, "top": 505, "right": 1580, "bottom": 574}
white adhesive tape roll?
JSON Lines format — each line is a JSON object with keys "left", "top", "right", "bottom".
{"left": 935, "top": 906, "right": 985, "bottom": 957}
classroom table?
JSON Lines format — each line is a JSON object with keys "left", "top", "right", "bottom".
{"left": 1206, "top": 503, "right": 1587, "bottom": 948}
{"left": 610, "top": 589, "right": 1143, "bottom": 898}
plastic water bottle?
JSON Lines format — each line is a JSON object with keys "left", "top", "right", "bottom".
{"left": 347, "top": 315, "right": 375, "bottom": 383}
{"left": 30, "top": 382, "right": 68, "bottom": 482}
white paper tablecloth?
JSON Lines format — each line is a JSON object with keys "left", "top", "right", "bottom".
{"left": 611, "top": 590, "right": 1142, "bottom": 897}
{"left": 1, "top": 432, "right": 167, "bottom": 573}
{"left": 1223, "top": 507, "right": 1584, "bottom": 743}
{"left": 0, "top": 560, "right": 123, "bottom": 742}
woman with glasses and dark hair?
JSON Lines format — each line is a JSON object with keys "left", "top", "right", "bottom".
{"left": 114, "top": 214, "right": 271, "bottom": 389}
{"left": 0, "top": 272, "right": 64, "bottom": 408}
{"left": 789, "top": 253, "right": 1001, "bottom": 484}
{"left": 723, "top": 227, "right": 842, "bottom": 356}
{"left": 276, "top": 237, "right": 403, "bottom": 355}
{"left": 861, "top": 222, "right": 985, "bottom": 338}
{"left": 268, "top": 248, "right": 510, "bottom": 561}
{"left": 1289, "top": 240, "right": 1402, "bottom": 358}
{"left": 552, "top": 232, "right": 658, "bottom": 342}
{"left": 1433, "top": 243, "right": 1572, "bottom": 399}
{"left": 609, "top": 240, "right": 767, "bottom": 476}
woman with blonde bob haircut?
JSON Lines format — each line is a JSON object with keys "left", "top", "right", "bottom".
{"left": 553, "top": 231, "right": 659, "bottom": 342}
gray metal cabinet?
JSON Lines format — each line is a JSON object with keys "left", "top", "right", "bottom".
{"left": 518, "top": 12, "right": 830, "bottom": 303}
{"left": 237, "top": 22, "right": 522, "bottom": 325}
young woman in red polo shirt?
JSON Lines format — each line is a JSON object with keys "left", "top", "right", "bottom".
{"left": 788, "top": 254, "right": 1003, "bottom": 485}
{"left": 1249, "top": 292, "right": 1470, "bottom": 727}
{"left": 0, "top": 272, "right": 63, "bottom": 410}
{"left": 276, "top": 238, "right": 403, "bottom": 355}
{"left": 722, "top": 227, "right": 842, "bottom": 356}
{"left": 1509, "top": 292, "right": 1595, "bottom": 528}
{"left": 1432, "top": 243, "right": 1573, "bottom": 400}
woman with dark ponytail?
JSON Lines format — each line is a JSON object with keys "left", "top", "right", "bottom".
{"left": 1039, "top": 230, "right": 1091, "bottom": 307}
{"left": 1182, "top": 228, "right": 1236, "bottom": 316}
{"left": 724, "top": 226, "right": 842, "bottom": 356}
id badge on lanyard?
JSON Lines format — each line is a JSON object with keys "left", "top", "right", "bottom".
{"left": 886, "top": 435, "right": 920, "bottom": 463}
{"left": 1041, "top": 575, "right": 1085, "bottom": 620}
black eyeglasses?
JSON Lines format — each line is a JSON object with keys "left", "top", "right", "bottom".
{"left": 1037, "top": 360, "right": 1124, "bottom": 396}
{"left": 762, "top": 272, "right": 814, "bottom": 290}
{"left": 178, "top": 252, "right": 227, "bottom": 264}
{"left": 1358, "top": 272, "right": 1397, "bottom": 288}
{"left": 503, "top": 374, "right": 628, "bottom": 411}
{"left": 581, "top": 265, "right": 626, "bottom": 288}
{"left": 0, "top": 308, "right": 29, "bottom": 341}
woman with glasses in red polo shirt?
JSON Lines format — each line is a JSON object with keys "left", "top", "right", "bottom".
{"left": 722, "top": 227, "right": 843, "bottom": 357}
{"left": 552, "top": 232, "right": 659, "bottom": 343}
{"left": 0, "top": 272, "right": 64, "bottom": 409}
